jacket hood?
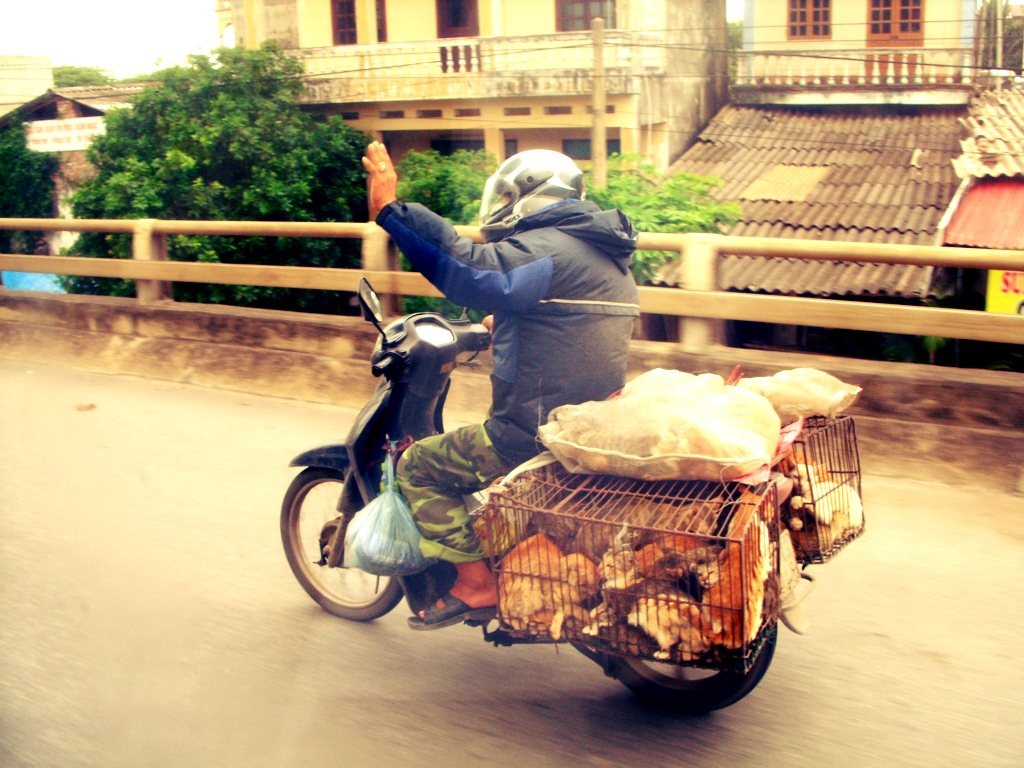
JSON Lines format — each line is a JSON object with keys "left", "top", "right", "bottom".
{"left": 514, "top": 199, "right": 638, "bottom": 274}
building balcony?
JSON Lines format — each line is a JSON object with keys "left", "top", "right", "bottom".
{"left": 732, "top": 48, "right": 975, "bottom": 106}
{"left": 293, "top": 30, "right": 667, "bottom": 105}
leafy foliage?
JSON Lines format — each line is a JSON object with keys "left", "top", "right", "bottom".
{"left": 53, "top": 66, "right": 114, "bottom": 87}
{"left": 66, "top": 44, "right": 371, "bottom": 312}
{"left": 977, "top": 1, "right": 1024, "bottom": 73}
{"left": 0, "top": 119, "right": 57, "bottom": 254}
{"left": 727, "top": 20, "right": 743, "bottom": 83}
{"left": 393, "top": 148, "right": 494, "bottom": 317}
{"left": 586, "top": 154, "right": 741, "bottom": 283}
{"left": 397, "top": 148, "right": 494, "bottom": 224}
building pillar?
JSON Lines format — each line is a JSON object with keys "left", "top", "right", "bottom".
{"left": 617, "top": 123, "right": 636, "bottom": 156}
{"left": 483, "top": 126, "right": 505, "bottom": 161}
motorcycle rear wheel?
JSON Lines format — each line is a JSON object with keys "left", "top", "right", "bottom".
{"left": 579, "top": 629, "right": 777, "bottom": 714}
{"left": 281, "top": 466, "right": 403, "bottom": 621}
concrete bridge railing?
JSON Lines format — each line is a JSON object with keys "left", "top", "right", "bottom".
{"left": 1, "top": 217, "right": 1022, "bottom": 494}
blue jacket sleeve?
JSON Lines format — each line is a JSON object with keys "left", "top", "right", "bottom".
{"left": 376, "top": 202, "right": 551, "bottom": 312}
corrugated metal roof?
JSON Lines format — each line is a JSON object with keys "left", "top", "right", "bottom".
{"left": 665, "top": 104, "right": 965, "bottom": 299}
{"left": 944, "top": 178, "right": 1024, "bottom": 249}
{"left": 954, "top": 88, "right": 1024, "bottom": 179}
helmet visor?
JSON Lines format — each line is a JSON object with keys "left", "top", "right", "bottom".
{"left": 479, "top": 176, "right": 517, "bottom": 226}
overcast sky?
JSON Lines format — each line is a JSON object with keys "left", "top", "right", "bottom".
{"left": 1, "top": 0, "right": 222, "bottom": 78}
{"left": 1, "top": 1, "right": 745, "bottom": 80}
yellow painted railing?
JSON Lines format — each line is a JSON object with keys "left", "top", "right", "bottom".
{"left": 1, "top": 217, "right": 1022, "bottom": 352}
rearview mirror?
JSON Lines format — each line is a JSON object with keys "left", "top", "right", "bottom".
{"left": 357, "top": 278, "right": 384, "bottom": 326}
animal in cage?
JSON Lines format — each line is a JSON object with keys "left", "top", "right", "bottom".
{"left": 497, "top": 532, "right": 600, "bottom": 639}
{"left": 626, "top": 588, "right": 709, "bottom": 660}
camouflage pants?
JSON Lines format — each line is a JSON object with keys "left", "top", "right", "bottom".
{"left": 396, "top": 423, "right": 516, "bottom": 563}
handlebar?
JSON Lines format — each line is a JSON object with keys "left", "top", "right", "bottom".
{"left": 369, "top": 311, "right": 491, "bottom": 380}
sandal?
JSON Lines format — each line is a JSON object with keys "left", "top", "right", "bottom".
{"left": 407, "top": 593, "right": 495, "bottom": 631}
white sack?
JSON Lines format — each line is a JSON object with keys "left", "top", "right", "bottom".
{"left": 538, "top": 369, "right": 782, "bottom": 481}
{"left": 736, "top": 367, "right": 861, "bottom": 423}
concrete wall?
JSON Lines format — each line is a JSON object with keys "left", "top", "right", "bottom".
{"left": 2, "top": 290, "right": 1022, "bottom": 493}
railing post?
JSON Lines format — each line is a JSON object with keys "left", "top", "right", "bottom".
{"left": 361, "top": 223, "right": 401, "bottom": 315}
{"left": 133, "top": 219, "right": 172, "bottom": 303}
{"left": 678, "top": 234, "right": 725, "bottom": 354}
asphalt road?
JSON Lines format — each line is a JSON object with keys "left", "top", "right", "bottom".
{"left": 1, "top": 360, "right": 1022, "bottom": 768}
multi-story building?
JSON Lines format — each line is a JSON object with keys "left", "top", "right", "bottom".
{"left": 668, "top": 1, "right": 1001, "bottom": 358}
{"left": 214, "top": 0, "right": 730, "bottom": 169}
{"left": 732, "top": 0, "right": 977, "bottom": 106}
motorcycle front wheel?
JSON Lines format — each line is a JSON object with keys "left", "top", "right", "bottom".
{"left": 577, "top": 628, "right": 777, "bottom": 714}
{"left": 280, "top": 466, "right": 403, "bottom": 621}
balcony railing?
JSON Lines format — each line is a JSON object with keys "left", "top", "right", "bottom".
{"left": 296, "top": 31, "right": 666, "bottom": 103}
{"left": 734, "top": 48, "right": 974, "bottom": 89}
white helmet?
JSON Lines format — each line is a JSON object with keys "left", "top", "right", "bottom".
{"left": 478, "top": 150, "right": 585, "bottom": 240}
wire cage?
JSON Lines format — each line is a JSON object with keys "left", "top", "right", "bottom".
{"left": 777, "top": 415, "right": 864, "bottom": 564}
{"left": 474, "top": 460, "right": 780, "bottom": 672}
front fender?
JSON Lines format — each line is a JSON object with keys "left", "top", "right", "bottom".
{"left": 289, "top": 443, "right": 351, "bottom": 472}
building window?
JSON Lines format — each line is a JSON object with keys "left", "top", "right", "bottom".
{"left": 437, "top": 0, "right": 479, "bottom": 38}
{"left": 556, "top": 1, "right": 615, "bottom": 32}
{"left": 333, "top": 0, "right": 357, "bottom": 45}
{"left": 563, "top": 138, "right": 621, "bottom": 160}
{"left": 788, "top": 1, "right": 831, "bottom": 39}
{"left": 430, "top": 138, "right": 485, "bottom": 155}
{"left": 377, "top": 0, "right": 387, "bottom": 42}
{"left": 868, "top": 0, "right": 923, "bottom": 46}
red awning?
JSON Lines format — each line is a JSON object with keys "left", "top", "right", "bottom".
{"left": 944, "top": 179, "right": 1024, "bottom": 249}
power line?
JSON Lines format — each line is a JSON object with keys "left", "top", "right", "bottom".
{"left": 0, "top": 10, "right": 1015, "bottom": 76}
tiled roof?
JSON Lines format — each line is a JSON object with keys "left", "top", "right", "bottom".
{"left": 0, "top": 84, "right": 152, "bottom": 126}
{"left": 51, "top": 84, "right": 151, "bottom": 112}
{"left": 666, "top": 104, "right": 966, "bottom": 299}
{"left": 954, "top": 88, "right": 1024, "bottom": 179}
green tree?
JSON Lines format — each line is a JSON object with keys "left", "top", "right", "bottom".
{"left": 978, "top": 0, "right": 1024, "bottom": 73}
{"left": 0, "top": 119, "right": 57, "bottom": 255}
{"left": 53, "top": 66, "right": 114, "bottom": 87}
{"left": 392, "top": 148, "right": 493, "bottom": 316}
{"left": 728, "top": 19, "right": 744, "bottom": 84}
{"left": 586, "top": 154, "right": 741, "bottom": 284}
{"left": 66, "top": 43, "right": 371, "bottom": 312}
{"left": 397, "top": 148, "right": 494, "bottom": 224}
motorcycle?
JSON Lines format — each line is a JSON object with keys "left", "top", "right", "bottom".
{"left": 281, "top": 278, "right": 860, "bottom": 713}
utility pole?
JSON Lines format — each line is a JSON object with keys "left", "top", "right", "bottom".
{"left": 997, "top": 0, "right": 1004, "bottom": 69}
{"left": 591, "top": 16, "right": 607, "bottom": 190}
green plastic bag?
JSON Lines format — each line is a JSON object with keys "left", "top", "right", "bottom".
{"left": 343, "top": 444, "right": 434, "bottom": 576}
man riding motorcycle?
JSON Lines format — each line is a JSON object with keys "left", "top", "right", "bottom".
{"left": 361, "top": 142, "right": 640, "bottom": 629}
